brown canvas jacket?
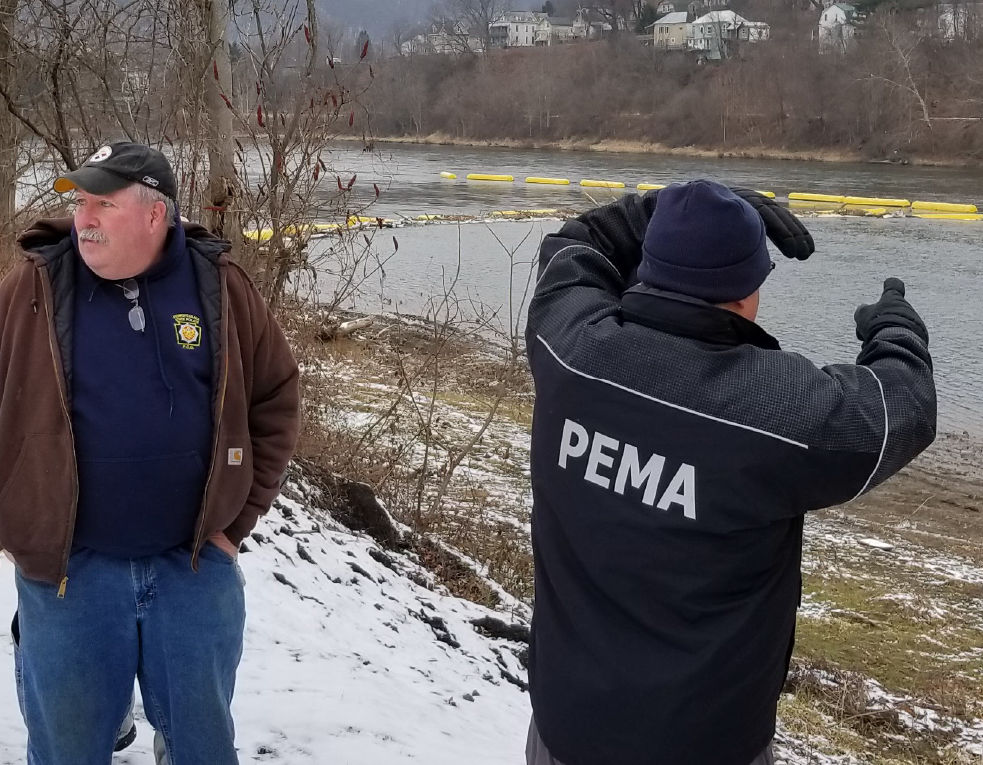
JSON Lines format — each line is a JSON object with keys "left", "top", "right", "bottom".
{"left": 0, "top": 218, "right": 300, "bottom": 586}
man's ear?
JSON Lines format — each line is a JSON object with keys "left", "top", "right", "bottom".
{"left": 716, "top": 290, "right": 759, "bottom": 322}
{"left": 150, "top": 200, "right": 168, "bottom": 230}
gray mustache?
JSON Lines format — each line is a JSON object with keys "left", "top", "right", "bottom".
{"left": 78, "top": 229, "right": 107, "bottom": 243}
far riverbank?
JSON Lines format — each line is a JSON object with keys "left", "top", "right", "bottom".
{"left": 350, "top": 133, "right": 983, "bottom": 170}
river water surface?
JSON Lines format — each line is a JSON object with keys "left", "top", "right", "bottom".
{"left": 302, "top": 142, "right": 983, "bottom": 436}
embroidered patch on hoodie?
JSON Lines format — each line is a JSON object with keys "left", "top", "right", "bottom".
{"left": 173, "top": 314, "right": 202, "bottom": 349}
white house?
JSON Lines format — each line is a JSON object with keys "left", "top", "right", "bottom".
{"left": 400, "top": 34, "right": 433, "bottom": 55}
{"left": 688, "top": 10, "right": 770, "bottom": 59}
{"left": 428, "top": 20, "right": 484, "bottom": 54}
{"left": 571, "top": 7, "right": 613, "bottom": 39}
{"left": 817, "top": 3, "right": 861, "bottom": 51}
{"left": 489, "top": 11, "right": 544, "bottom": 48}
{"left": 535, "top": 15, "right": 576, "bottom": 45}
{"left": 650, "top": 11, "right": 690, "bottom": 50}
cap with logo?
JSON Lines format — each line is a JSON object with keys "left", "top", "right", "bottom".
{"left": 53, "top": 142, "right": 177, "bottom": 201}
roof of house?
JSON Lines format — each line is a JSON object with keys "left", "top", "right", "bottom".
{"left": 693, "top": 9, "right": 768, "bottom": 25}
{"left": 821, "top": 3, "right": 858, "bottom": 21}
{"left": 491, "top": 11, "right": 543, "bottom": 25}
{"left": 693, "top": 9, "right": 744, "bottom": 23}
{"left": 654, "top": 12, "right": 689, "bottom": 24}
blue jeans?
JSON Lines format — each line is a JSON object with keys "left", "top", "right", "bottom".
{"left": 14, "top": 544, "right": 245, "bottom": 765}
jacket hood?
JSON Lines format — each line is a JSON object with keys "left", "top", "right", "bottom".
{"left": 17, "top": 217, "right": 231, "bottom": 263}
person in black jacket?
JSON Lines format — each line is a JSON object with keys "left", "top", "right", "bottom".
{"left": 524, "top": 180, "right": 936, "bottom": 765}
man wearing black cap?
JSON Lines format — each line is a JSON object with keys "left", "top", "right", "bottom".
{"left": 0, "top": 142, "right": 300, "bottom": 763}
{"left": 524, "top": 180, "right": 936, "bottom": 765}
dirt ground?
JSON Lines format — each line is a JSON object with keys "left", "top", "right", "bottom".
{"left": 843, "top": 432, "right": 983, "bottom": 565}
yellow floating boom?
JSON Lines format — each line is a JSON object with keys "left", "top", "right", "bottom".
{"left": 844, "top": 206, "right": 888, "bottom": 217}
{"left": 581, "top": 179, "right": 626, "bottom": 189}
{"left": 526, "top": 176, "right": 571, "bottom": 185}
{"left": 914, "top": 212, "right": 983, "bottom": 221}
{"left": 491, "top": 209, "right": 560, "bottom": 217}
{"left": 755, "top": 190, "right": 776, "bottom": 199}
{"left": 243, "top": 222, "right": 343, "bottom": 241}
{"left": 439, "top": 171, "right": 457, "bottom": 179}
{"left": 788, "top": 192, "right": 846, "bottom": 204}
{"left": 466, "top": 173, "right": 514, "bottom": 182}
{"left": 911, "top": 200, "right": 978, "bottom": 213}
{"left": 637, "top": 183, "right": 666, "bottom": 191}
{"left": 842, "top": 195, "right": 910, "bottom": 208}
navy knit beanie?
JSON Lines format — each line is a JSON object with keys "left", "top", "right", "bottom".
{"left": 637, "top": 180, "right": 771, "bottom": 303}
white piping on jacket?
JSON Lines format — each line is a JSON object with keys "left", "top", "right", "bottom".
{"left": 535, "top": 334, "right": 810, "bottom": 449}
{"left": 849, "top": 366, "right": 889, "bottom": 501}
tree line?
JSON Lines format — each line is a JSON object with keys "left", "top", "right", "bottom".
{"left": 366, "top": 2, "right": 983, "bottom": 164}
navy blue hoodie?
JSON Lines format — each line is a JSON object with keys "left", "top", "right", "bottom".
{"left": 71, "top": 222, "right": 214, "bottom": 557}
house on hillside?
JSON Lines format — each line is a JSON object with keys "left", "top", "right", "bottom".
{"left": 688, "top": 10, "right": 770, "bottom": 59}
{"left": 535, "top": 16, "right": 576, "bottom": 45}
{"left": 817, "top": 3, "right": 864, "bottom": 51}
{"left": 656, "top": 0, "right": 678, "bottom": 14}
{"left": 428, "top": 20, "right": 484, "bottom": 53}
{"left": 400, "top": 34, "right": 433, "bottom": 55}
{"left": 650, "top": 11, "right": 690, "bottom": 50}
{"left": 489, "top": 11, "right": 544, "bottom": 47}
{"left": 571, "top": 7, "right": 614, "bottom": 39}
{"left": 686, "top": 0, "right": 729, "bottom": 18}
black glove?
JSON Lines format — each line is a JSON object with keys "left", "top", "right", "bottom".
{"left": 854, "top": 278, "right": 929, "bottom": 345}
{"left": 731, "top": 188, "right": 815, "bottom": 261}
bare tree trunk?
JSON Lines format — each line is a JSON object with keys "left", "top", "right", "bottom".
{"left": 0, "top": 0, "right": 17, "bottom": 252}
{"left": 196, "top": 0, "right": 241, "bottom": 252}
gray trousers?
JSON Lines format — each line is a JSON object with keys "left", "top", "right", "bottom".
{"left": 525, "top": 716, "right": 776, "bottom": 765}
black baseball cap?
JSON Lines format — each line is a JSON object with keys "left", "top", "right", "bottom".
{"left": 53, "top": 142, "right": 177, "bottom": 200}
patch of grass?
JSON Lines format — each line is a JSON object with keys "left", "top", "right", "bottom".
{"left": 795, "top": 572, "right": 983, "bottom": 715}
{"left": 435, "top": 389, "right": 533, "bottom": 427}
{"left": 783, "top": 658, "right": 979, "bottom": 764}
{"left": 777, "top": 692, "right": 869, "bottom": 758}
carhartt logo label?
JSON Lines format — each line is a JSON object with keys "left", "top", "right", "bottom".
{"left": 173, "top": 314, "right": 202, "bottom": 349}
{"left": 89, "top": 146, "right": 112, "bottom": 163}
{"left": 558, "top": 418, "right": 698, "bottom": 520}
{"left": 228, "top": 448, "right": 243, "bottom": 466}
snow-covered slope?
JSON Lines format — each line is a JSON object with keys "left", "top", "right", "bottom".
{"left": 0, "top": 477, "right": 532, "bottom": 764}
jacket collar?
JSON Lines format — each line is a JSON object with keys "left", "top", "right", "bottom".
{"left": 17, "top": 217, "right": 231, "bottom": 267}
{"left": 621, "top": 283, "right": 780, "bottom": 350}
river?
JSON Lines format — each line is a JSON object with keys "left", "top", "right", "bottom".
{"left": 302, "top": 142, "right": 983, "bottom": 435}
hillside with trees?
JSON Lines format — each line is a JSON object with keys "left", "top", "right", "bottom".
{"left": 365, "top": 0, "right": 983, "bottom": 164}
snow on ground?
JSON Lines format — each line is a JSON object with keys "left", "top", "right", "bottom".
{"left": 0, "top": 483, "right": 531, "bottom": 764}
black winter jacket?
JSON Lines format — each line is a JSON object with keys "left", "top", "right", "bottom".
{"left": 524, "top": 192, "right": 936, "bottom": 765}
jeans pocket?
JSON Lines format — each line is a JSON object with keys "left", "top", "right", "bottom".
{"left": 199, "top": 543, "right": 245, "bottom": 587}
{"left": 200, "top": 542, "right": 236, "bottom": 564}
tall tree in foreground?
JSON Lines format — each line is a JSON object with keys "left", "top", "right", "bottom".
{"left": 0, "top": 0, "right": 18, "bottom": 253}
